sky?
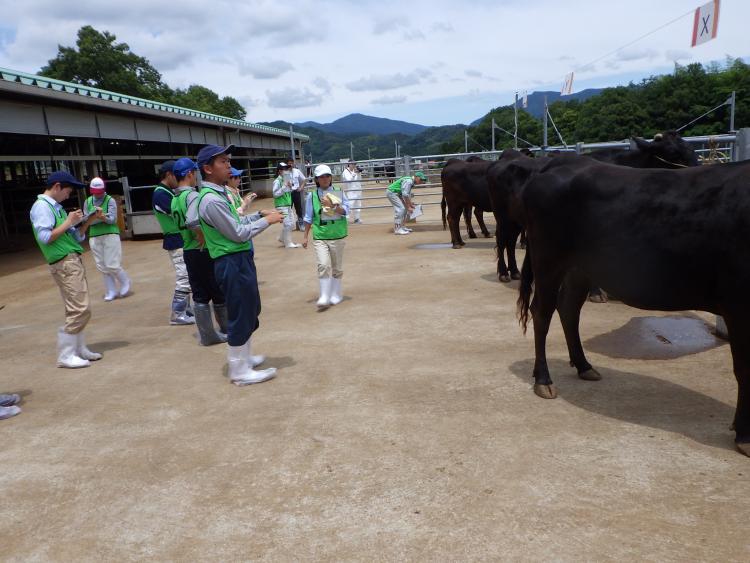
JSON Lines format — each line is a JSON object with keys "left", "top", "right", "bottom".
{"left": 0, "top": 0, "right": 747, "bottom": 126}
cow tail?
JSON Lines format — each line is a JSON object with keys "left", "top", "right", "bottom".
{"left": 517, "top": 244, "right": 534, "bottom": 335}
{"left": 440, "top": 196, "right": 447, "bottom": 230}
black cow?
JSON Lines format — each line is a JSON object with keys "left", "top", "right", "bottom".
{"left": 487, "top": 132, "right": 700, "bottom": 284}
{"left": 440, "top": 157, "right": 494, "bottom": 248}
{"left": 517, "top": 157, "right": 750, "bottom": 455}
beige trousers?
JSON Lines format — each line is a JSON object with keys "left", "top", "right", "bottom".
{"left": 49, "top": 253, "right": 91, "bottom": 334}
{"left": 313, "top": 238, "right": 345, "bottom": 279}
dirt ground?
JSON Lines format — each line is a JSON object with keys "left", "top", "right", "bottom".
{"left": 0, "top": 202, "right": 748, "bottom": 561}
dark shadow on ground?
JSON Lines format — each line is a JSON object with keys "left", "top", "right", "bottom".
{"left": 480, "top": 273, "right": 521, "bottom": 290}
{"left": 509, "top": 357, "right": 736, "bottom": 452}
{"left": 411, "top": 241, "right": 497, "bottom": 251}
{"left": 584, "top": 314, "right": 727, "bottom": 360}
{"left": 91, "top": 340, "right": 130, "bottom": 352}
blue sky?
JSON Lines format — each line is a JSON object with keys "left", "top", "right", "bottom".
{"left": 0, "top": 0, "right": 747, "bottom": 126}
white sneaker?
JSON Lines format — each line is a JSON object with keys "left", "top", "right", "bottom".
{"left": 395, "top": 228, "right": 411, "bottom": 235}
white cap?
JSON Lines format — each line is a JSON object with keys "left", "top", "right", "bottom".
{"left": 314, "top": 164, "right": 332, "bottom": 177}
{"left": 89, "top": 177, "right": 105, "bottom": 190}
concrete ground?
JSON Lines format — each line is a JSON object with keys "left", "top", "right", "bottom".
{"left": 0, "top": 202, "right": 748, "bottom": 561}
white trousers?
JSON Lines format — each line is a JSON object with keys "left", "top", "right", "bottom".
{"left": 313, "top": 239, "right": 345, "bottom": 279}
{"left": 168, "top": 248, "right": 192, "bottom": 293}
{"left": 89, "top": 234, "right": 123, "bottom": 275}
{"left": 277, "top": 206, "right": 294, "bottom": 236}
{"left": 386, "top": 191, "right": 406, "bottom": 225}
{"left": 348, "top": 190, "right": 362, "bottom": 221}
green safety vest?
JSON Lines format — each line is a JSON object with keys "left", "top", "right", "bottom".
{"left": 84, "top": 194, "right": 120, "bottom": 237}
{"left": 197, "top": 186, "right": 251, "bottom": 259}
{"left": 312, "top": 188, "right": 348, "bottom": 241}
{"left": 152, "top": 185, "right": 180, "bottom": 236}
{"left": 32, "top": 196, "right": 83, "bottom": 264}
{"left": 228, "top": 189, "right": 243, "bottom": 209}
{"left": 171, "top": 189, "right": 201, "bottom": 251}
{"left": 273, "top": 177, "right": 292, "bottom": 208}
{"left": 387, "top": 176, "right": 412, "bottom": 195}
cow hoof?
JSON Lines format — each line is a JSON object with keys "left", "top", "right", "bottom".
{"left": 735, "top": 442, "right": 750, "bottom": 457}
{"left": 483, "top": 233, "right": 491, "bottom": 238}
{"left": 534, "top": 384, "right": 558, "bottom": 399}
{"left": 511, "top": 272, "right": 521, "bottom": 280}
{"left": 499, "top": 274, "right": 511, "bottom": 283}
{"left": 588, "top": 294, "right": 607, "bottom": 304}
{"left": 468, "top": 233, "right": 477, "bottom": 239}
{"left": 579, "top": 368, "right": 602, "bottom": 381}
{"left": 452, "top": 244, "right": 463, "bottom": 249}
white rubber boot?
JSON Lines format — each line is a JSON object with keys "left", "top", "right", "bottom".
{"left": 316, "top": 278, "right": 332, "bottom": 308}
{"left": 283, "top": 228, "right": 301, "bottom": 248}
{"left": 57, "top": 329, "right": 90, "bottom": 369}
{"left": 329, "top": 278, "right": 343, "bottom": 305}
{"left": 116, "top": 270, "right": 131, "bottom": 297}
{"left": 76, "top": 332, "right": 102, "bottom": 361}
{"left": 227, "top": 344, "right": 276, "bottom": 386}
{"left": 247, "top": 338, "right": 266, "bottom": 368}
{"left": 103, "top": 274, "right": 117, "bottom": 301}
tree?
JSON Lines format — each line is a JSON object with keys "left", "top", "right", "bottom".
{"left": 40, "top": 26, "right": 172, "bottom": 102}
{"left": 172, "top": 85, "right": 246, "bottom": 120}
{"left": 40, "top": 26, "right": 248, "bottom": 119}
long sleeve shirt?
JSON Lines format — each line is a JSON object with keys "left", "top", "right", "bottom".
{"left": 85, "top": 195, "right": 117, "bottom": 225}
{"left": 303, "top": 185, "right": 351, "bottom": 225}
{"left": 30, "top": 194, "right": 86, "bottom": 244}
{"left": 341, "top": 168, "right": 362, "bottom": 192}
{"left": 196, "top": 182, "right": 270, "bottom": 243}
{"left": 291, "top": 167, "right": 307, "bottom": 191}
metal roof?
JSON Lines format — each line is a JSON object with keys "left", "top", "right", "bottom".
{"left": 0, "top": 66, "right": 309, "bottom": 142}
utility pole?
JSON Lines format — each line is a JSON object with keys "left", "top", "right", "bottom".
{"left": 491, "top": 118, "right": 496, "bottom": 152}
{"left": 464, "top": 130, "right": 468, "bottom": 153}
{"left": 289, "top": 125, "right": 295, "bottom": 160}
{"left": 730, "top": 90, "right": 736, "bottom": 132}
{"left": 368, "top": 148, "right": 371, "bottom": 160}
{"left": 542, "top": 96, "right": 548, "bottom": 155}
{"left": 350, "top": 141, "right": 354, "bottom": 161}
{"left": 394, "top": 139, "right": 398, "bottom": 157}
{"left": 514, "top": 92, "right": 519, "bottom": 150}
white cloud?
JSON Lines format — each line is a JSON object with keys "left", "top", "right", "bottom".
{"left": 665, "top": 49, "right": 692, "bottom": 62}
{"left": 373, "top": 17, "right": 407, "bottom": 35}
{"left": 465, "top": 69, "right": 483, "bottom": 78}
{"left": 266, "top": 88, "right": 323, "bottom": 108}
{"left": 371, "top": 95, "right": 407, "bottom": 105}
{"left": 430, "top": 22, "right": 453, "bottom": 33}
{"left": 238, "top": 58, "right": 294, "bottom": 79}
{"left": 346, "top": 71, "right": 425, "bottom": 92}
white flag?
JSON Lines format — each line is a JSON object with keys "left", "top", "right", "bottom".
{"left": 522, "top": 91, "right": 528, "bottom": 108}
{"left": 691, "top": 0, "right": 720, "bottom": 47}
{"left": 561, "top": 72, "right": 574, "bottom": 96}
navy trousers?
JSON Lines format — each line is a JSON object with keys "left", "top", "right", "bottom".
{"left": 214, "top": 250, "right": 261, "bottom": 346}
{"left": 184, "top": 249, "right": 225, "bottom": 305}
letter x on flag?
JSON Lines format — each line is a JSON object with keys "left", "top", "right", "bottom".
{"left": 691, "top": 0, "right": 720, "bottom": 47}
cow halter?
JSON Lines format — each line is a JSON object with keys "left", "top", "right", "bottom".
{"left": 653, "top": 155, "right": 689, "bottom": 168}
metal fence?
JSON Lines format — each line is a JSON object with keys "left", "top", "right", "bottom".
{"left": 306, "top": 133, "right": 739, "bottom": 213}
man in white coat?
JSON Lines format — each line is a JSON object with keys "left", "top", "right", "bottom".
{"left": 341, "top": 160, "right": 363, "bottom": 224}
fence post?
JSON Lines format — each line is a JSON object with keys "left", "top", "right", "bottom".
{"left": 575, "top": 142, "right": 583, "bottom": 155}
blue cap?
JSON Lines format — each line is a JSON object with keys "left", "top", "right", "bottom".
{"left": 47, "top": 171, "right": 84, "bottom": 188}
{"left": 230, "top": 167, "right": 245, "bottom": 177}
{"left": 158, "top": 160, "right": 175, "bottom": 174}
{"left": 196, "top": 144, "right": 235, "bottom": 166}
{"left": 173, "top": 157, "right": 199, "bottom": 179}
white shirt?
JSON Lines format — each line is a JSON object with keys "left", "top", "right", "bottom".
{"left": 290, "top": 167, "right": 307, "bottom": 191}
{"left": 341, "top": 167, "right": 362, "bottom": 192}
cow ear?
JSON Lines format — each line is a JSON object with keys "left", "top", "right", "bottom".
{"left": 632, "top": 137, "right": 651, "bottom": 152}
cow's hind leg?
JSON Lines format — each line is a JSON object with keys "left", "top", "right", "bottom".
{"left": 447, "top": 204, "right": 465, "bottom": 248}
{"left": 475, "top": 208, "right": 491, "bottom": 238}
{"left": 506, "top": 223, "right": 522, "bottom": 280}
{"left": 558, "top": 272, "right": 601, "bottom": 381}
{"left": 722, "top": 312, "right": 750, "bottom": 455}
{"left": 531, "top": 277, "right": 562, "bottom": 399}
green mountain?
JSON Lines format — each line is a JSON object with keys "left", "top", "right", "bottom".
{"left": 297, "top": 113, "right": 427, "bottom": 136}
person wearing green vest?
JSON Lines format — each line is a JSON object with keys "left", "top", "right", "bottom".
{"left": 272, "top": 162, "right": 301, "bottom": 248}
{"left": 29, "top": 171, "right": 104, "bottom": 369}
{"left": 152, "top": 160, "right": 195, "bottom": 326}
{"left": 302, "top": 164, "right": 350, "bottom": 308}
{"left": 225, "top": 167, "right": 256, "bottom": 216}
{"left": 386, "top": 171, "right": 427, "bottom": 235}
{"left": 171, "top": 157, "right": 227, "bottom": 346}
{"left": 195, "top": 144, "right": 284, "bottom": 386}
{"left": 85, "top": 177, "right": 131, "bottom": 301}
